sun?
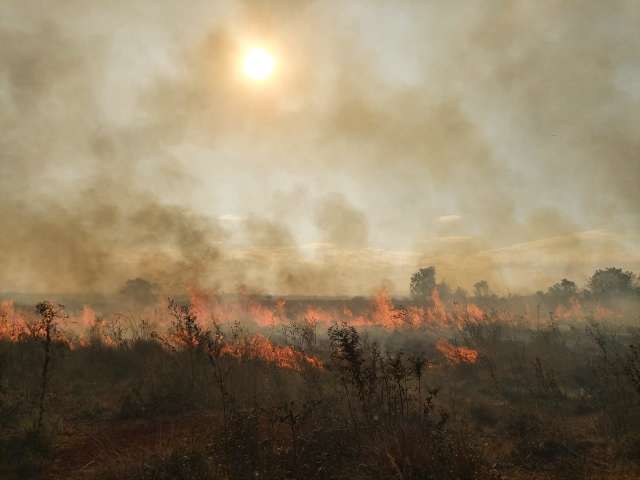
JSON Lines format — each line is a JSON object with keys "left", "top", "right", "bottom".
{"left": 242, "top": 47, "right": 276, "bottom": 81}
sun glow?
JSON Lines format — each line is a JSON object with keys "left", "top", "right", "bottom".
{"left": 243, "top": 47, "right": 276, "bottom": 81}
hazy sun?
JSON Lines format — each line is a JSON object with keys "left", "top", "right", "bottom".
{"left": 243, "top": 47, "right": 276, "bottom": 81}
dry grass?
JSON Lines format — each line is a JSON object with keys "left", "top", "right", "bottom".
{"left": 1, "top": 296, "right": 640, "bottom": 479}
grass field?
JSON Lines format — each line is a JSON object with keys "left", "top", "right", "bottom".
{"left": 1, "top": 291, "right": 640, "bottom": 479}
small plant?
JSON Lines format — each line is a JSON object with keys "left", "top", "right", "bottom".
{"left": 33, "top": 301, "right": 65, "bottom": 434}
{"left": 207, "top": 321, "right": 236, "bottom": 440}
{"left": 386, "top": 352, "right": 409, "bottom": 417}
{"left": 271, "top": 400, "right": 320, "bottom": 472}
{"left": 166, "top": 298, "right": 210, "bottom": 395}
{"left": 408, "top": 353, "right": 428, "bottom": 415}
{"left": 328, "top": 322, "right": 363, "bottom": 388}
{"left": 328, "top": 322, "right": 364, "bottom": 425}
{"left": 532, "top": 357, "right": 563, "bottom": 401}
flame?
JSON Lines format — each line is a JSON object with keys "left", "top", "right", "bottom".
{"left": 594, "top": 305, "right": 620, "bottom": 321}
{"left": 430, "top": 289, "right": 448, "bottom": 324}
{"left": 553, "top": 298, "right": 583, "bottom": 321}
{"left": 466, "top": 303, "right": 485, "bottom": 322}
{"left": 552, "top": 298, "right": 620, "bottom": 322}
{"left": 304, "top": 305, "right": 334, "bottom": 327}
{"left": 435, "top": 339, "right": 478, "bottom": 364}
{"left": 248, "top": 301, "right": 281, "bottom": 328}
{"left": 0, "top": 291, "right": 500, "bottom": 352}
{"left": 0, "top": 300, "right": 27, "bottom": 341}
{"left": 81, "top": 305, "right": 97, "bottom": 329}
{"left": 180, "top": 287, "right": 493, "bottom": 332}
{"left": 371, "top": 288, "right": 405, "bottom": 328}
{"left": 189, "top": 288, "right": 214, "bottom": 326}
{"left": 220, "top": 333, "right": 322, "bottom": 371}
{"left": 0, "top": 289, "right": 623, "bottom": 364}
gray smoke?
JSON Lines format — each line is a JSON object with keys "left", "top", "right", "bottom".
{"left": 1, "top": 1, "right": 638, "bottom": 295}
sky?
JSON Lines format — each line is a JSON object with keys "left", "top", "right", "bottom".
{"left": 1, "top": 0, "right": 639, "bottom": 296}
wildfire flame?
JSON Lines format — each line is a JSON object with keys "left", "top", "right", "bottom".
{"left": 220, "top": 333, "right": 322, "bottom": 371}
{"left": 0, "top": 286, "right": 623, "bottom": 369}
{"left": 553, "top": 298, "right": 620, "bottom": 322}
{"left": 435, "top": 339, "right": 479, "bottom": 364}
{"left": 0, "top": 300, "right": 26, "bottom": 341}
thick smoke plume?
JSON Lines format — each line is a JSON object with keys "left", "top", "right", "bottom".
{"left": 1, "top": 1, "right": 639, "bottom": 295}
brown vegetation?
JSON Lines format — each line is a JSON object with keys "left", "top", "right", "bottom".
{"left": 1, "top": 284, "right": 640, "bottom": 479}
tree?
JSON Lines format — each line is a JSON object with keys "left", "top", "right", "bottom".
{"left": 473, "top": 280, "right": 490, "bottom": 298}
{"left": 34, "top": 301, "right": 65, "bottom": 433}
{"left": 547, "top": 279, "right": 577, "bottom": 303}
{"left": 328, "top": 322, "right": 364, "bottom": 425}
{"left": 435, "top": 281, "right": 451, "bottom": 302}
{"left": 410, "top": 267, "right": 437, "bottom": 301}
{"left": 119, "top": 278, "right": 157, "bottom": 306}
{"left": 167, "top": 299, "right": 208, "bottom": 395}
{"left": 452, "top": 287, "right": 468, "bottom": 304}
{"left": 587, "top": 267, "right": 636, "bottom": 299}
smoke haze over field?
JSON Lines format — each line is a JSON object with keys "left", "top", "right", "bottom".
{"left": 1, "top": 1, "right": 639, "bottom": 295}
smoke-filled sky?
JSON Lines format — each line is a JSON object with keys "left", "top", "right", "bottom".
{"left": 1, "top": 1, "right": 639, "bottom": 296}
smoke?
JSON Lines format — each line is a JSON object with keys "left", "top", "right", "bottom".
{"left": 1, "top": 0, "right": 639, "bottom": 295}
{"left": 315, "top": 193, "right": 368, "bottom": 249}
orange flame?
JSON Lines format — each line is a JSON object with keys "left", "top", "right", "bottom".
{"left": 552, "top": 298, "right": 620, "bottom": 322}
{"left": 371, "top": 288, "right": 405, "bottom": 328}
{"left": 436, "top": 339, "right": 478, "bottom": 364}
{"left": 221, "top": 333, "right": 322, "bottom": 371}
{"left": 466, "top": 303, "right": 485, "bottom": 323}
{"left": 0, "top": 300, "right": 27, "bottom": 341}
{"left": 553, "top": 298, "right": 583, "bottom": 321}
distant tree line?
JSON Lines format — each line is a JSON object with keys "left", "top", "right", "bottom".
{"left": 410, "top": 266, "right": 640, "bottom": 305}
{"left": 538, "top": 267, "right": 640, "bottom": 306}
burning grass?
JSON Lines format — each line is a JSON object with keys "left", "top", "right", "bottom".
{"left": 1, "top": 289, "right": 639, "bottom": 479}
